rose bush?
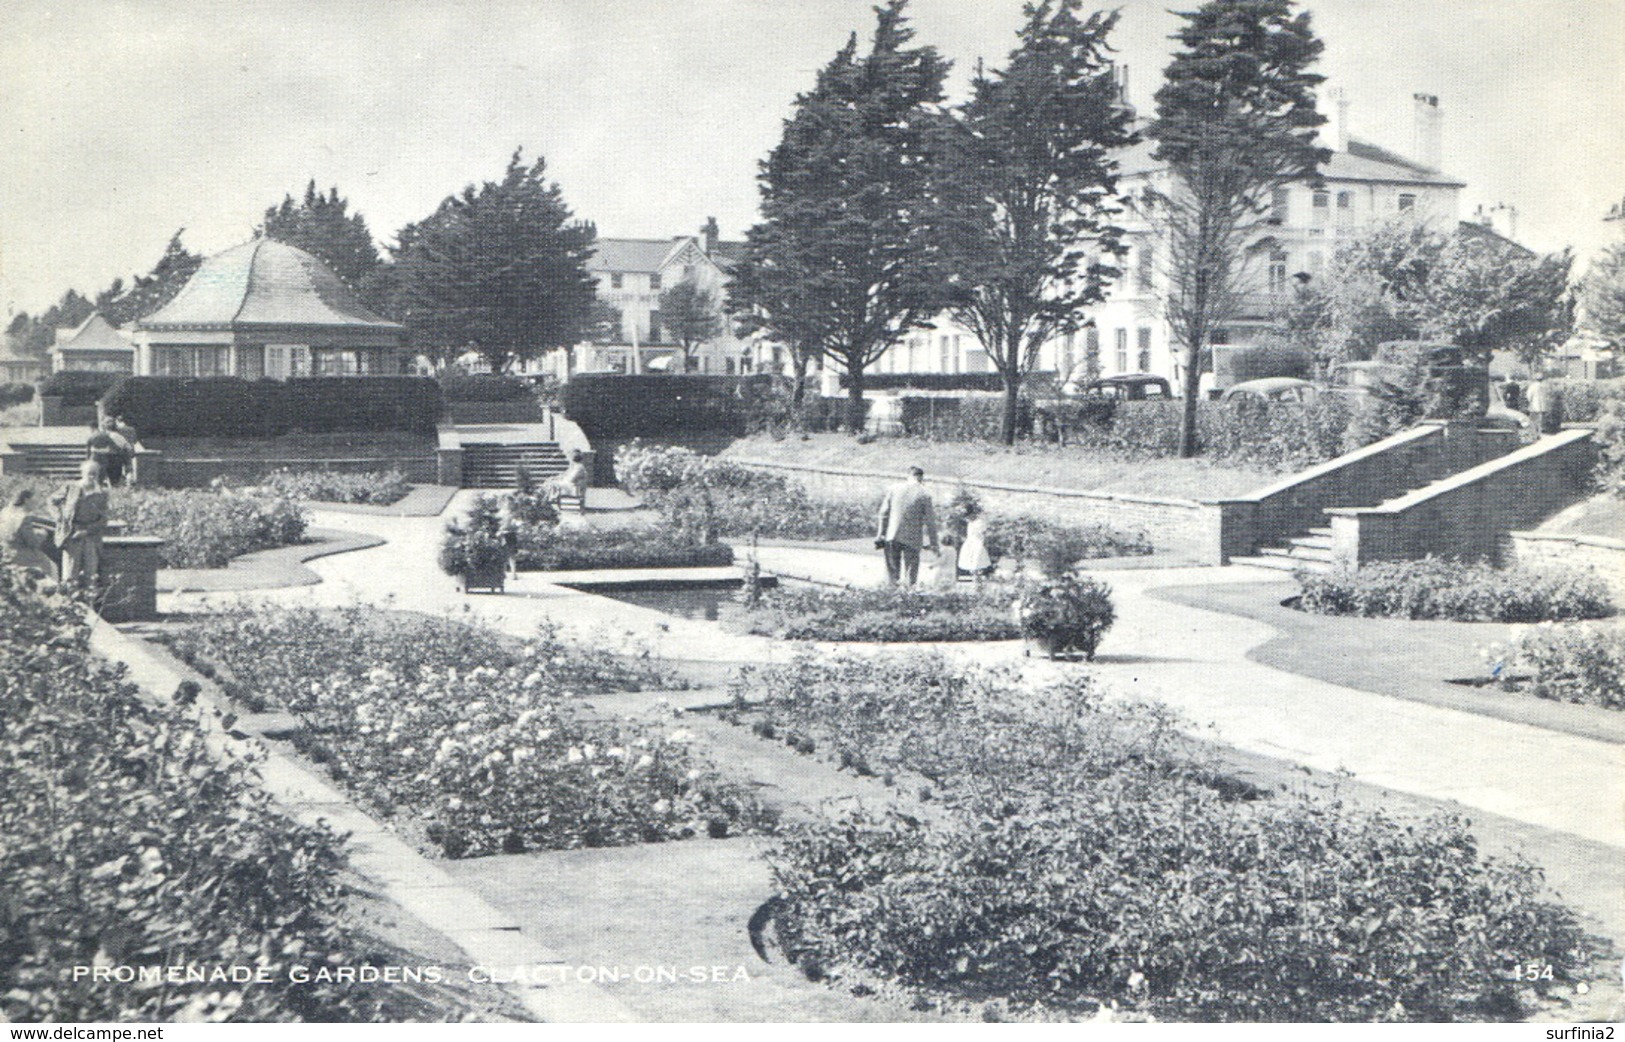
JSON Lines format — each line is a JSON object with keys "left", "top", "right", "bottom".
{"left": 1490, "top": 622, "right": 1625, "bottom": 709}
{"left": 1295, "top": 559, "right": 1614, "bottom": 622}
{"left": 1016, "top": 575, "right": 1114, "bottom": 660}
{"left": 163, "top": 606, "right": 767, "bottom": 857}
{"left": 737, "top": 584, "right": 1022, "bottom": 642}
{"left": 114, "top": 486, "right": 309, "bottom": 568}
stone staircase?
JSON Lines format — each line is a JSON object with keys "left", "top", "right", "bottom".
{"left": 1232, "top": 526, "right": 1336, "bottom": 573}
{"left": 5, "top": 443, "right": 87, "bottom": 481}
{"left": 460, "top": 441, "right": 568, "bottom": 489}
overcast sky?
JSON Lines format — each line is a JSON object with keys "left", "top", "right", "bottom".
{"left": 2, "top": 0, "right": 1621, "bottom": 317}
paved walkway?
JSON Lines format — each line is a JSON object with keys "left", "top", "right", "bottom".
{"left": 159, "top": 489, "right": 1625, "bottom": 855}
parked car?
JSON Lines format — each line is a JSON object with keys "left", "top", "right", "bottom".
{"left": 1062, "top": 372, "right": 1173, "bottom": 400}
{"left": 1326, "top": 360, "right": 1409, "bottom": 396}
{"left": 1220, "top": 377, "right": 1318, "bottom": 404}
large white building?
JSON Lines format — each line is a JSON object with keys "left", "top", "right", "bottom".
{"left": 759, "top": 92, "right": 1470, "bottom": 391}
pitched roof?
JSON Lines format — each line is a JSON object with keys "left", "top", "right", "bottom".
{"left": 589, "top": 236, "right": 748, "bottom": 274}
{"left": 138, "top": 238, "right": 402, "bottom": 331}
{"left": 1116, "top": 136, "right": 1464, "bottom": 187}
{"left": 53, "top": 313, "right": 134, "bottom": 352}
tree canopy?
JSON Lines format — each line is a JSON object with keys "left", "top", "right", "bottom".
{"left": 1148, "top": 0, "right": 1328, "bottom": 456}
{"left": 1578, "top": 216, "right": 1625, "bottom": 346}
{"left": 381, "top": 150, "right": 598, "bottom": 372}
{"left": 936, "top": 0, "right": 1136, "bottom": 444}
{"left": 261, "top": 181, "right": 382, "bottom": 288}
{"left": 97, "top": 231, "right": 202, "bottom": 328}
{"left": 659, "top": 275, "right": 725, "bottom": 370}
{"left": 733, "top": 0, "right": 951, "bottom": 429}
{"left": 1282, "top": 220, "right": 1574, "bottom": 370}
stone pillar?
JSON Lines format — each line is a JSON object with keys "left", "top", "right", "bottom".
{"left": 99, "top": 535, "right": 166, "bottom": 623}
{"left": 131, "top": 448, "right": 164, "bottom": 487}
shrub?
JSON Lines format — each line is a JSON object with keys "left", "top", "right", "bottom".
{"left": 739, "top": 654, "right": 1591, "bottom": 1022}
{"left": 100, "top": 376, "right": 442, "bottom": 437}
{"left": 1295, "top": 559, "right": 1614, "bottom": 622}
{"left": 616, "top": 441, "right": 873, "bottom": 540}
{"left": 113, "top": 486, "right": 308, "bottom": 568}
{"left": 1545, "top": 378, "right": 1625, "bottom": 425}
{"left": 39, "top": 369, "right": 123, "bottom": 407}
{"left": 438, "top": 372, "right": 534, "bottom": 402}
{"left": 1016, "top": 575, "right": 1114, "bottom": 659}
{"left": 1492, "top": 622, "right": 1625, "bottom": 709}
{"left": 1218, "top": 341, "right": 1315, "bottom": 385}
{"left": 0, "top": 382, "right": 35, "bottom": 408}
{"left": 162, "top": 606, "right": 765, "bottom": 857}
{"left": 0, "top": 569, "right": 376, "bottom": 1022}
{"left": 513, "top": 524, "right": 735, "bottom": 571}
{"left": 251, "top": 468, "right": 411, "bottom": 505}
{"left": 1595, "top": 398, "right": 1625, "bottom": 497}
{"left": 738, "top": 584, "right": 1021, "bottom": 642}
{"left": 438, "top": 494, "right": 511, "bottom": 580}
{"left": 982, "top": 515, "right": 1151, "bottom": 572}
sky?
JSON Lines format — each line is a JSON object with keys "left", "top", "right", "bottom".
{"left": 2, "top": 0, "right": 1621, "bottom": 318}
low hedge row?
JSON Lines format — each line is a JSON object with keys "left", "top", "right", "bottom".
{"left": 514, "top": 524, "right": 735, "bottom": 571}
{"left": 563, "top": 373, "right": 775, "bottom": 437}
{"left": 1295, "top": 559, "right": 1614, "bottom": 623}
{"left": 438, "top": 372, "right": 534, "bottom": 402}
{"left": 100, "top": 377, "right": 443, "bottom": 437}
{"left": 738, "top": 584, "right": 1022, "bottom": 642}
{"left": 838, "top": 372, "right": 1057, "bottom": 393}
{"left": 114, "top": 487, "right": 309, "bottom": 568}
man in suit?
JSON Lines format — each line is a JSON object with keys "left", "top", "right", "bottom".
{"left": 51, "top": 459, "right": 110, "bottom": 587}
{"left": 875, "top": 466, "right": 939, "bottom": 587}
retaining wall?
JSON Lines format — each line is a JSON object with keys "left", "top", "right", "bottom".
{"left": 1210, "top": 422, "right": 1519, "bottom": 561}
{"left": 134, "top": 450, "right": 439, "bottom": 488}
{"left": 1328, "top": 429, "right": 1598, "bottom": 566}
{"left": 728, "top": 457, "right": 1223, "bottom": 562}
{"left": 1507, "top": 531, "right": 1625, "bottom": 601}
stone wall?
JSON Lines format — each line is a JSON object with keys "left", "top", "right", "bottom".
{"left": 1328, "top": 429, "right": 1598, "bottom": 566}
{"left": 728, "top": 457, "right": 1223, "bottom": 562}
{"left": 1212, "top": 422, "right": 1519, "bottom": 561}
{"left": 99, "top": 535, "right": 165, "bottom": 622}
{"left": 1507, "top": 531, "right": 1625, "bottom": 601}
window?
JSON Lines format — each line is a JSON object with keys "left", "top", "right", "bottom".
{"left": 1398, "top": 193, "right": 1416, "bottom": 211}
{"left": 152, "top": 346, "right": 228, "bottom": 377}
{"left": 237, "top": 345, "right": 265, "bottom": 380}
{"left": 1062, "top": 331, "right": 1076, "bottom": 376}
{"left": 1269, "top": 188, "right": 1289, "bottom": 224}
{"left": 649, "top": 273, "right": 662, "bottom": 290}
{"left": 1268, "top": 250, "right": 1289, "bottom": 292}
{"left": 1136, "top": 243, "right": 1154, "bottom": 292}
{"left": 1136, "top": 328, "right": 1152, "bottom": 371}
{"left": 1336, "top": 191, "right": 1352, "bottom": 210}
{"left": 1312, "top": 191, "right": 1329, "bottom": 224}
{"left": 1114, "top": 328, "right": 1128, "bottom": 373}
{"left": 647, "top": 312, "right": 662, "bottom": 343}
{"left": 610, "top": 273, "right": 623, "bottom": 289}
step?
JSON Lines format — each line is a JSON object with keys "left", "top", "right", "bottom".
{"left": 1228, "top": 554, "right": 1330, "bottom": 574}
{"left": 1259, "top": 544, "right": 1334, "bottom": 564}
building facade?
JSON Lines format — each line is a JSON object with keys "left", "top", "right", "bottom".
{"left": 50, "top": 313, "right": 136, "bottom": 373}
{"left": 132, "top": 237, "right": 409, "bottom": 379}
{"left": 558, "top": 217, "right": 751, "bottom": 377}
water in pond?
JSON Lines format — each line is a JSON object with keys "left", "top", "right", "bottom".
{"left": 592, "top": 585, "right": 746, "bottom": 621}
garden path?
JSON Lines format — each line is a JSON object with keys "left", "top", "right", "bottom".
{"left": 159, "top": 490, "right": 1625, "bottom": 857}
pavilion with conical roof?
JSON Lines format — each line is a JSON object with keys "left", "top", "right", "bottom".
{"left": 132, "top": 237, "right": 408, "bottom": 378}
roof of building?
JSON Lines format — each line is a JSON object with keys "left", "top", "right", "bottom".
{"left": 138, "top": 237, "right": 403, "bottom": 331}
{"left": 53, "top": 313, "right": 134, "bottom": 353}
{"left": 589, "top": 236, "right": 747, "bottom": 275}
{"left": 1116, "top": 136, "right": 1465, "bottom": 187}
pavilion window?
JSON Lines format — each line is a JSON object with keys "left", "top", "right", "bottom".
{"left": 237, "top": 345, "right": 265, "bottom": 380}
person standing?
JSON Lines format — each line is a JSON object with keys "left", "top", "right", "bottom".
{"left": 0, "top": 488, "right": 56, "bottom": 577}
{"left": 1526, "top": 375, "right": 1550, "bottom": 435}
{"left": 875, "top": 466, "right": 939, "bottom": 587}
{"left": 958, "top": 512, "right": 993, "bottom": 580}
{"left": 51, "top": 460, "right": 110, "bottom": 587}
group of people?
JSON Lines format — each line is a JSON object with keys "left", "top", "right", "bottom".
{"left": 0, "top": 458, "right": 112, "bottom": 586}
{"left": 87, "top": 414, "right": 140, "bottom": 486}
{"left": 874, "top": 466, "right": 990, "bottom": 587}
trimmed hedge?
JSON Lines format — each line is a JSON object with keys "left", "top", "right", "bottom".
{"left": 438, "top": 372, "right": 534, "bottom": 402}
{"left": 563, "top": 373, "right": 774, "bottom": 437}
{"left": 1295, "top": 559, "right": 1614, "bottom": 622}
{"left": 100, "top": 377, "right": 443, "bottom": 437}
{"left": 513, "top": 524, "right": 735, "bottom": 571}
{"left": 40, "top": 369, "right": 123, "bottom": 407}
{"left": 839, "top": 372, "right": 1057, "bottom": 393}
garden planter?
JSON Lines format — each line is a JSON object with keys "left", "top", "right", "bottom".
{"left": 459, "top": 563, "right": 507, "bottom": 594}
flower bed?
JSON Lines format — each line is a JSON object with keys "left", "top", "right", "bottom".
{"left": 0, "top": 570, "right": 375, "bottom": 1022}
{"left": 1490, "top": 622, "right": 1625, "bottom": 710}
{"left": 736, "top": 653, "right": 1591, "bottom": 1022}
{"left": 250, "top": 468, "right": 411, "bottom": 505}
{"left": 736, "top": 584, "right": 1021, "bottom": 642}
{"left": 983, "top": 514, "right": 1152, "bottom": 570}
{"left": 514, "top": 523, "right": 735, "bottom": 572}
{"left": 114, "top": 487, "right": 308, "bottom": 568}
{"left": 162, "top": 606, "right": 767, "bottom": 857}
{"left": 617, "top": 441, "right": 872, "bottom": 541}
{"left": 1295, "top": 559, "right": 1614, "bottom": 623}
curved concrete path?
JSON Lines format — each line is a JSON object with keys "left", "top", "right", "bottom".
{"left": 160, "top": 490, "right": 1624, "bottom": 854}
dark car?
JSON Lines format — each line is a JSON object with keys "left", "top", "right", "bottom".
{"left": 1063, "top": 372, "right": 1174, "bottom": 400}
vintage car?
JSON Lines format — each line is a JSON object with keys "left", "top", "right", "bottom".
{"left": 1061, "top": 372, "right": 1174, "bottom": 400}
{"left": 1220, "top": 377, "right": 1318, "bottom": 404}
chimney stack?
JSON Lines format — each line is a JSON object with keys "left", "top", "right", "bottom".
{"left": 1331, "top": 88, "right": 1350, "bottom": 152}
{"left": 701, "top": 217, "right": 719, "bottom": 255}
{"left": 1411, "top": 93, "right": 1442, "bottom": 171}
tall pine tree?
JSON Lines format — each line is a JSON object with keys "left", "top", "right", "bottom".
{"left": 936, "top": 1, "right": 1136, "bottom": 444}
{"left": 384, "top": 150, "right": 598, "bottom": 372}
{"left": 261, "top": 181, "right": 382, "bottom": 288}
{"left": 1148, "top": 0, "right": 1327, "bottom": 456}
{"left": 735, "top": 0, "right": 951, "bottom": 430}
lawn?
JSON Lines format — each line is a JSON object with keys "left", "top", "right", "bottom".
{"left": 720, "top": 433, "right": 1275, "bottom": 501}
